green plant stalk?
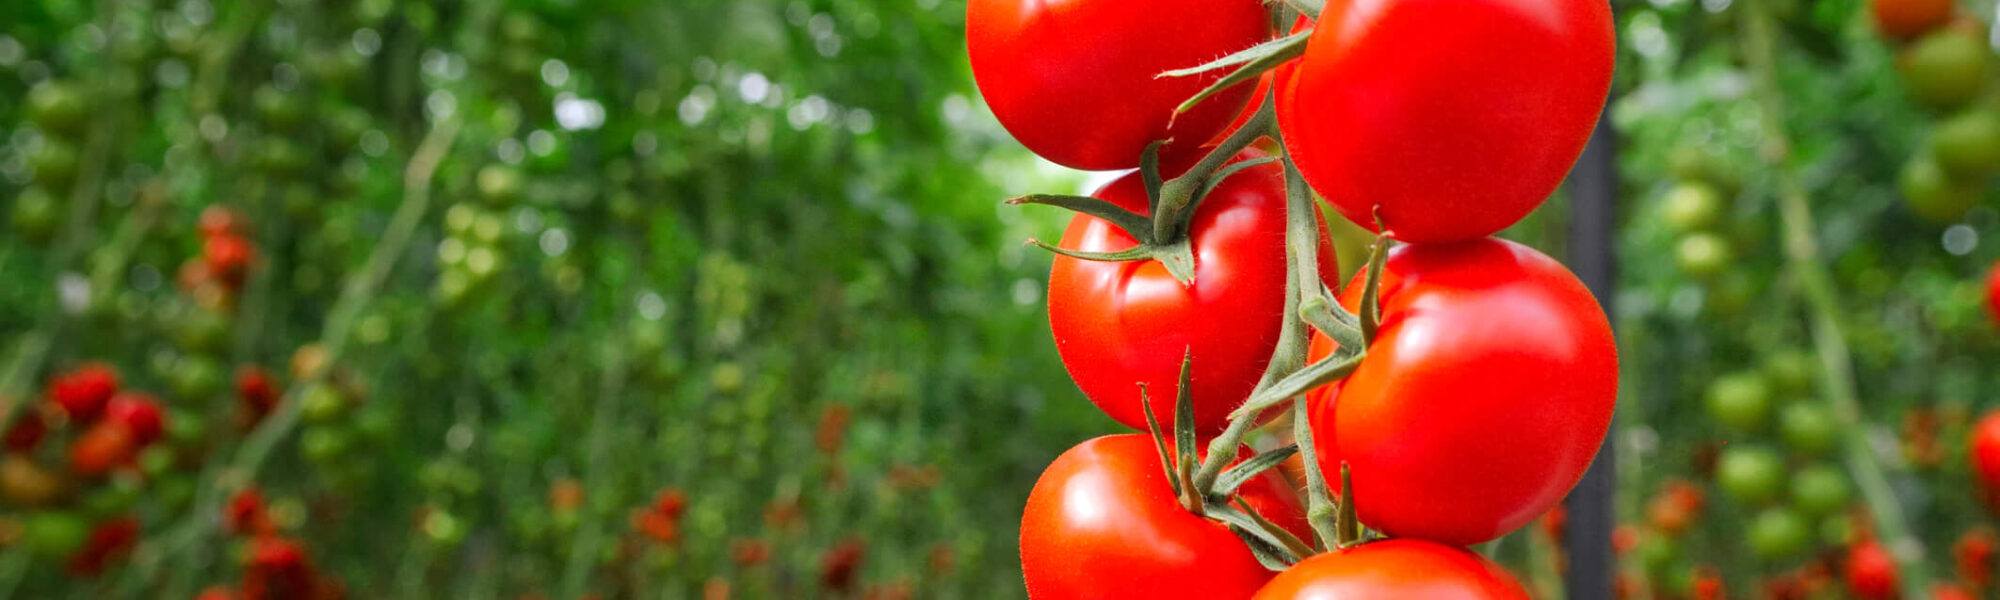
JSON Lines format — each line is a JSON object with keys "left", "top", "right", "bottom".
{"left": 560, "top": 342, "right": 632, "bottom": 597}
{"left": 1739, "top": 1, "right": 1929, "bottom": 596}
{"left": 138, "top": 117, "right": 462, "bottom": 596}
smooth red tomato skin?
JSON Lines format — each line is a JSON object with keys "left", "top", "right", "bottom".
{"left": 1844, "top": 540, "right": 1900, "bottom": 600}
{"left": 1280, "top": 0, "right": 1613, "bottom": 243}
{"left": 1252, "top": 539, "right": 1530, "bottom": 599}
{"left": 1985, "top": 261, "right": 2000, "bottom": 325}
{"left": 1048, "top": 155, "right": 1339, "bottom": 435}
{"left": 1306, "top": 238, "right": 1616, "bottom": 545}
{"left": 1872, "top": 0, "right": 1954, "bottom": 40}
{"left": 49, "top": 363, "right": 121, "bottom": 423}
{"left": 1021, "top": 434, "right": 1306, "bottom": 600}
{"left": 967, "top": 0, "right": 1268, "bottom": 171}
{"left": 1970, "top": 411, "right": 2000, "bottom": 511}
{"left": 103, "top": 394, "right": 165, "bottom": 447}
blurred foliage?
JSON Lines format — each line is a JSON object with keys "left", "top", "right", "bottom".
{"left": 0, "top": 0, "right": 1117, "bottom": 597}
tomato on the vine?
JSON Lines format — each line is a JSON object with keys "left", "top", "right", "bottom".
{"left": 1898, "top": 154, "right": 1977, "bottom": 223}
{"left": 69, "top": 422, "right": 136, "bottom": 477}
{"left": 1971, "top": 410, "right": 2000, "bottom": 510}
{"left": 1897, "top": 29, "right": 1991, "bottom": 111}
{"left": 1021, "top": 434, "right": 1306, "bottom": 599}
{"left": 1305, "top": 238, "right": 1616, "bottom": 545}
{"left": 965, "top": 0, "right": 1270, "bottom": 170}
{"left": 1746, "top": 507, "right": 1810, "bottom": 560}
{"left": 1048, "top": 152, "right": 1338, "bottom": 435}
{"left": 49, "top": 363, "right": 121, "bottom": 423}
{"left": 1251, "top": 539, "right": 1529, "bottom": 599}
{"left": 1986, "top": 261, "right": 2000, "bottom": 324}
{"left": 103, "top": 394, "right": 165, "bottom": 446}
{"left": 1871, "top": 0, "right": 1955, "bottom": 40}
{"left": 1705, "top": 372, "right": 1772, "bottom": 432}
{"left": 1279, "top": 0, "right": 1614, "bottom": 242}
{"left": 1716, "top": 445, "right": 1785, "bottom": 505}
{"left": 1844, "top": 539, "right": 1900, "bottom": 600}
{"left": 1789, "top": 464, "right": 1850, "bottom": 516}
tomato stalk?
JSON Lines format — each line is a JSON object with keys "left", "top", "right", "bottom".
{"left": 1739, "top": 0, "right": 1931, "bottom": 596}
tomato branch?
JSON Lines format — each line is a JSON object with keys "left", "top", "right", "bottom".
{"left": 1740, "top": 1, "right": 1931, "bottom": 596}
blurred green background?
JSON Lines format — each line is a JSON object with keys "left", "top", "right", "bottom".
{"left": 0, "top": 0, "right": 1997, "bottom": 597}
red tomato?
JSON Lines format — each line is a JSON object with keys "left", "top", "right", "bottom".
{"left": 103, "top": 393, "right": 164, "bottom": 447}
{"left": 1048, "top": 153, "right": 1338, "bottom": 435}
{"left": 1956, "top": 528, "right": 1995, "bottom": 589}
{"left": 48, "top": 363, "right": 120, "bottom": 422}
{"left": 244, "top": 536, "right": 318, "bottom": 600}
{"left": 69, "top": 422, "right": 136, "bottom": 477}
{"left": 1278, "top": 0, "right": 1614, "bottom": 243}
{"left": 67, "top": 516, "right": 140, "bottom": 576}
{"left": 205, "top": 234, "right": 256, "bottom": 287}
{"left": 236, "top": 366, "right": 280, "bottom": 425}
{"left": 1844, "top": 540, "right": 1900, "bottom": 600}
{"left": 225, "top": 487, "right": 274, "bottom": 537}
{"left": 1021, "top": 434, "right": 1307, "bottom": 599}
{"left": 1971, "top": 411, "right": 2000, "bottom": 512}
{"left": 1986, "top": 261, "right": 2000, "bottom": 325}
{"left": 966, "top": 0, "right": 1269, "bottom": 170}
{"left": 1306, "top": 238, "right": 1616, "bottom": 545}
{"left": 1691, "top": 565, "right": 1726, "bottom": 600}
{"left": 1934, "top": 583, "right": 1977, "bottom": 600}
{"left": 1872, "top": 0, "right": 1954, "bottom": 40}
{"left": 4, "top": 410, "right": 48, "bottom": 452}
{"left": 1251, "top": 539, "right": 1529, "bottom": 599}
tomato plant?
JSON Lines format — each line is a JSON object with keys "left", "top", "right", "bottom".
{"left": 1305, "top": 238, "right": 1616, "bottom": 545}
{"left": 1020, "top": 434, "right": 1305, "bottom": 599}
{"left": 1278, "top": 0, "right": 1614, "bottom": 242}
{"left": 1251, "top": 539, "right": 1530, "bottom": 599}
{"left": 1047, "top": 153, "right": 1338, "bottom": 435}
{"left": 965, "top": 0, "right": 1271, "bottom": 171}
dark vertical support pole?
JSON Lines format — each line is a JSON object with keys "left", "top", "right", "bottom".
{"left": 1563, "top": 111, "right": 1618, "bottom": 599}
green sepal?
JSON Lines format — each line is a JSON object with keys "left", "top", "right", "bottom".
{"left": 1211, "top": 444, "right": 1297, "bottom": 499}
{"left": 1138, "top": 383, "right": 1181, "bottom": 497}
{"left": 1164, "top": 31, "right": 1311, "bottom": 116}
{"left": 1008, "top": 194, "right": 1152, "bottom": 243}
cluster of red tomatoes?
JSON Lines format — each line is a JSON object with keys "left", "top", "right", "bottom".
{"left": 199, "top": 487, "right": 342, "bottom": 600}
{"left": 1872, "top": 0, "right": 2000, "bottom": 225}
{"left": 968, "top": 0, "right": 1620, "bottom": 596}
{"left": 1, "top": 363, "right": 165, "bottom": 575}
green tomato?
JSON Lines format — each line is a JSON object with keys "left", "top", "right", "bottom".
{"left": 20, "top": 511, "right": 90, "bottom": 558}
{"left": 1762, "top": 350, "right": 1816, "bottom": 395}
{"left": 10, "top": 186, "right": 60, "bottom": 242}
{"left": 299, "top": 425, "right": 353, "bottom": 464}
{"left": 1898, "top": 29, "right": 1990, "bottom": 112}
{"left": 1778, "top": 402, "right": 1840, "bottom": 457}
{"left": 26, "top": 81, "right": 90, "bottom": 135}
{"left": 1789, "top": 465, "right": 1851, "bottom": 516}
{"left": 1707, "top": 372, "right": 1773, "bottom": 431}
{"left": 1899, "top": 153, "right": 1979, "bottom": 223}
{"left": 477, "top": 165, "right": 524, "bottom": 206}
{"left": 1747, "top": 507, "right": 1812, "bottom": 560}
{"left": 1717, "top": 445, "right": 1786, "bottom": 505}
{"left": 173, "top": 307, "right": 232, "bottom": 355}
{"left": 29, "top": 141, "right": 81, "bottom": 189}
{"left": 170, "top": 355, "right": 226, "bottom": 400}
{"left": 1676, "top": 232, "right": 1733, "bottom": 278}
{"left": 1931, "top": 110, "right": 2000, "bottom": 181}
{"left": 1635, "top": 534, "right": 1681, "bottom": 576}
{"left": 299, "top": 384, "right": 350, "bottom": 423}
{"left": 1661, "top": 182, "right": 1725, "bottom": 233}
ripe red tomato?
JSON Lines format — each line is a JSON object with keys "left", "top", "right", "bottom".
{"left": 1956, "top": 528, "right": 1995, "bottom": 590}
{"left": 48, "top": 363, "right": 121, "bottom": 422}
{"left": 1985, "top": 261, "right": 2000, "bottom": 324}
{"left": 1021, "top": 434, "right": 1306, "bottom": 599}
{"left": 1970, "top": 411, "right": 2000, "bottom": 511}
{"left": 244, "top": 536, "right": 319, "bottom": 599}
{"left": 4, "top": 410, "right": 49, "bottom": 452}
{"left": 1305, "top": 238, "right": 1616, "bottom": 545}
{"left": 69, "top": 422, "right": 136, "bottom": 477}
{"left": 103, "top": 393, "right": 165, "bottom": 447}
{"left": 1279, "top": 0, "right": 1613, "bottom": 243}
{"left": 966, "top": 0, "right": 1269, "bottom": 170}
{"left": 1251, "top": 539, "right": 1529, "bottom": 599}
{"left": 1844, "top": 539, "right": 1900, "bottom": 600}
{"left": 1934, "top": 583, "right": 1978, "bottom": 600}
{"left": 67, "top": 516, "right": 139, "bottom": 576}
{"left": 205, "top": 234, "right": 256, "bottom": 287}
{"left": 1048, "top": 153, "right": 1338, "bottom": 435}
{"left": 1872, "top": 0, "right": 1954, "bottom": 40}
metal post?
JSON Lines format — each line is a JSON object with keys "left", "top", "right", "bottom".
{"left": 1562, "top": 111, "right": 1619, "bottom": 599}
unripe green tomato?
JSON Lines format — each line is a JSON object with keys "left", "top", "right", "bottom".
{"left": 1898, "top": 29, "right": 1990, "bottom": 112}
{"left": 81, "top": 474, "right": 142, "bottom": 518}
{"left": 1661, "top": 182, "right": 1725, "bottom": 233}
{"left": 253, "top": 85, "right": 307, "bottom": 130}
{"left": 299, "top": 384, "right": 349, "bottom": 423}
{"left": 1899, "top": 153, "right": 1979, "bottom": 223}
{"left": 444, "top": 203, "right": 478, "bottom": 236}
{"left": 436, "top": 269, "right": 475, "bottom": 306}
{"left": 10, "top": 186, "right": 61, "bottom": 242}
{"left": 1636, "top": 534, "right": 1681, "bottom": 576}
{"left": 1790, "top": 465, "right": 1851, "bottom": 516}
{"left": 29, "top": 141, "right": 81, "bottom": 189}
{"left": 1820, "top": 514, "right": 1854, "bottom": 546}
{"left": 1778, "top": 402, "right": 1840, "bottom": 457}
{"left": 299, "top": 425, "right": 352, "bottom": 464}
{"left": 464, "top": 245, "right": 502, "bottom": 281}
{"left": 1747, "top": 507, "right": 1812, "bottom": 560}
{"left": 170, "top": 355, "right": 226, "bottom": 400}
{"left": 20, "top": 511, "right": 90, "bottom": 558}
{"left": 476, "top": 165, "right": 524, "bottom": 206}
{"left": 1676, "top": 232, "right": 1732, "bottom": 278}
{"left": 1707, "top": 372, "right": 1773, "bottom": 431}
{"left": 1717, "top": 445, "right": 1786, "bottom": 505}
{"left": 166, "top": 409, "right": 206, "bottom": 446}
{"left": 471, "top": 213, "right": 506, "bottom": 245}
{"left": 1931, "top": 110, "right": 2000, "bottom": 180}
{"left": 423, "top": 509, "right": 466, "bottom": 546}
{"left": 137, "top": 445, "right": 176, "bottom": 478}
{"left": 173, "top": 308, "right": 232, "bottom": 355}
{"left": 1762, "top": 350, "right": 1816, "bottom": 395}
{"left": 27, "top": 81, "right": 90, "bottom": 135}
